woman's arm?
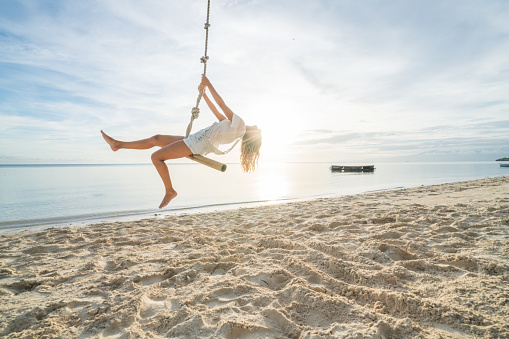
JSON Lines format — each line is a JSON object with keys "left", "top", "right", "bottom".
{"left": 203, "top": 91, "right": 227, "bottom": 122}
{"left": 202, "top": 75, "right": 235, "bottom": 122}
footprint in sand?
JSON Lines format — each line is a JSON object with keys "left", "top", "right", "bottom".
{"left": 378, "top": 244, "right": 418, "bottom": 261}
{"left": 248, "top": 271, "right": 292, "bottom": 291}
{"left": 140, "top": 296, "right": 166, "bottom": 318}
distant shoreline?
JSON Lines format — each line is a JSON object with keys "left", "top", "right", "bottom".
{"left": 0, "top": 160, "right": 505, "bottom": 167}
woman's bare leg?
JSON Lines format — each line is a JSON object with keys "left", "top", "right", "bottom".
{"left": 151, "top": 140, "right": 193, "bottom": 208}
{"left": 101, "top": 130, "right": 184, "bottom": 151}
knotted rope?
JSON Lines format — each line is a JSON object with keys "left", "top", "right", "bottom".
{"left": 186, "top": 0, "right": 211, "bottom": 138}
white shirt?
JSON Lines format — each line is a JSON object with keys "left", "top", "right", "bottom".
{"left": 205, "top": 113, "right": 246, "bottom": 152}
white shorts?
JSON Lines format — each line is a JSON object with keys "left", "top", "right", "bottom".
{"left": 183, "top": 127, "right": 216, "bottom": 156}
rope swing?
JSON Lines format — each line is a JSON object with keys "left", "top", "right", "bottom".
{"left": 185, "top": 0, "right": 227, "bottom": 172}
{"left": 185, "top": 0, "right": 211, "bottom": 138}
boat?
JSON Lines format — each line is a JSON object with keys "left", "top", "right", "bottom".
{"left": 501, "top": 164, "right": 509, "bottom": 167}
{"left": 330, "top": 165, "right": 375, "bottom": 172}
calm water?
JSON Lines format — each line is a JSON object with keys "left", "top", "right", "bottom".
{"left": 0, "top": 162, "right": 507, "bottom": 231}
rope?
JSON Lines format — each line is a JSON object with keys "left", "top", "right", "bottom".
{"left": 186, "top": 0, "right": 211, "bottom": 138}
{"left": 202, "top": 0, "right": 211, "bottom": 76}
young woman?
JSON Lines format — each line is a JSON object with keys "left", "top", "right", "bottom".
{"left": 101, "top": 75, "right": 262, "bottom": 208}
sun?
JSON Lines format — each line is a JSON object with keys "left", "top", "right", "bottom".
{"left": 256, "top": 117, "right": 303, "bottom": 164}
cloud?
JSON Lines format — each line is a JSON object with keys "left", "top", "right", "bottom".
{"left": 291, "top": 118, "right": 509, "bottom": 159}
{"left": 1, "top": 0, "right": 508, "bottom": 163}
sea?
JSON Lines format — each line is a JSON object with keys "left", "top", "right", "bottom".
{"left": 0, "top": 162, "right": 507, "bottom": 233}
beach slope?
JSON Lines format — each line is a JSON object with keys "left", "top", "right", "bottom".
{"left": 1, "top": 177, "right": 508, "bottom": 338}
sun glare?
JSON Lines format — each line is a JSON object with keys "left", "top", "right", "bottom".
{"left": 257, "top": 119, "right": 302, "bottom": 164}
{"left": 253, "top": 162, "right": 292, "bottom": 201}
{"left": 256, "top": 172, "right": 289, "bottom": 201}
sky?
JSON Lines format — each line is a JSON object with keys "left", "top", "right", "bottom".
{"left": 1, "top": 0, "right": 508, "bottom": 165}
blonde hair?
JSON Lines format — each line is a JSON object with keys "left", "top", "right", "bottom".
{"left": 240, "top": 133, "right": 262, "bottom": 173}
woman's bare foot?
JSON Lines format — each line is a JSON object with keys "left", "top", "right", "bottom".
{"left": 101, "top": 130, "right": 120, "bottom": 151}
{"left": 159, "top": 190, "right": 178, "bottom": 208}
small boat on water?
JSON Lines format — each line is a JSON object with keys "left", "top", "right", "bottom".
{"left": 330, "top": 165, "right": 375, "bottom": 172}
{"left": 501, "top": 164, "right": 509, "bottom": 167}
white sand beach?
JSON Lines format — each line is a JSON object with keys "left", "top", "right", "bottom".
{"left": 1, "top": 176, "right": 508, "bottom": 338}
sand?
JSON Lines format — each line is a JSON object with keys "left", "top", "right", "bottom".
{"left": 1, "top": 176, "right": 508, "bottom": 338}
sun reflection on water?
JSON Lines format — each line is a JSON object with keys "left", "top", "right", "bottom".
{"left": 254, "top": 163, "right": 291, "bottom": 201}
